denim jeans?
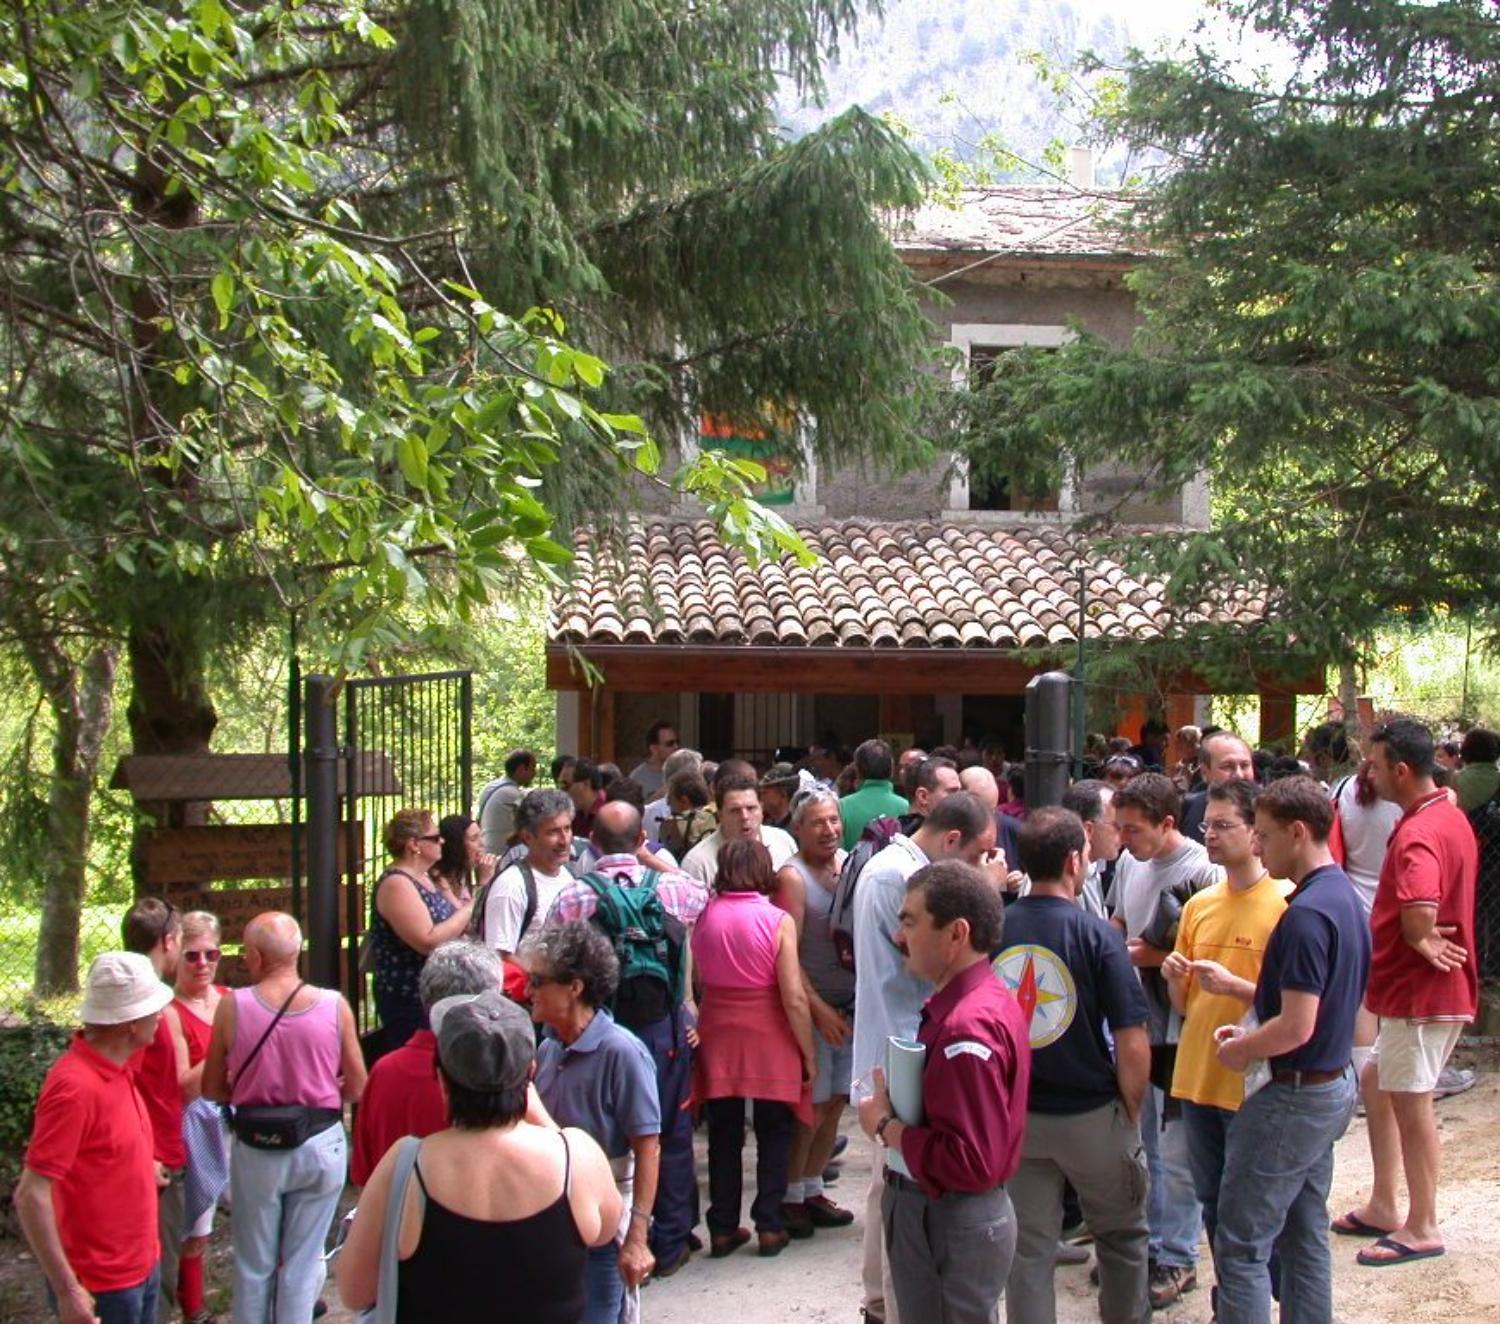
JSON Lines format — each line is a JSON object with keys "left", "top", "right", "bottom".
{"left": 634, "top": 1008, "right": 697, "bottom": 1265}
{"left": 582, "top": 1243, "right": 623, "bottom": 1324}
{"left": 1213, "top": 1071, "right": 1356, "bottom": 1324}
{"left": 1182, "top": 1100, "right": 1279, "bottom": 1310}
{"left": 52, "top": 1265, "right": 160, "bottom": 1324}
{"left": 1141, "top": 1084, "right": 1201, "bottom": 1269}
{"left": 229, "top": 1121, "right": 347, "bottom": 1324}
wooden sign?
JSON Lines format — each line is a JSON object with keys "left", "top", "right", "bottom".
{"left": 164, "top": 884, "right": 363, "bottom": 944}
{"left": 145, "top": 824, "right": 363, "bottom": 887}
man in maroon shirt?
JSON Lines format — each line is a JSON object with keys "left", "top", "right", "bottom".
{"left": 120, "top": 897, "right": 187, "bottom": 1324}
{"left": 1339, "top": 718, "right": 1479, "bottom": 1266}
{"left": 860, "top": 860, "right": 1030, "bottom": 1324}
{"left": 351, "top": 939, "right": 505, "bottom": 1184}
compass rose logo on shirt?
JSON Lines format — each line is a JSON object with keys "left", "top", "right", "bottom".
{"left": 992, "top": 944, "right": 1078, "bottom": 1049}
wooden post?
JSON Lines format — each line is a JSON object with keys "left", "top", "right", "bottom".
{"left": 1116, "top": 692, "right": 1148, "bottom": 742}
{"left": 1259, "top": 690, "right": 1296, "bottom": 751}
{"left": 1166, "top": 693, "right": 1197, "bottom": 735}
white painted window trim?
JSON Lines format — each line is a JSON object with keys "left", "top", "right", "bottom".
{"left": 946, "top": 323, "right": 1077, "bottom": 515}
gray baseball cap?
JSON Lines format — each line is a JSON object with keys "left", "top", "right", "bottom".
{"left": 429, "top": 989, "right": 534, "bottom": 1092}
{"left": 760, "top": 762, "right": 801, "bottom": 789}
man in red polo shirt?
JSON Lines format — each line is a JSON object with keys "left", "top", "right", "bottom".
{"left": 121, "top": 897, "right": 188, "bottom": 1323}
{"left": 17, "top": 952, "right": 173, "bottom": 1324}
{"left": 1339, "top": 718, "right": 1478, "bottom": 1267}
{"left": 860, "top": 860, "right": 1030, "bottom": 1324}
{"left": 351, "top": 939, "right": 505, "bottom": 1184}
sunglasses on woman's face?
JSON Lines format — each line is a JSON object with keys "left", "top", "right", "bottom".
{"left": 184, "top": 949, "right": 221, "bottom": 964}
{"left": 416, "top": 833, "right": 442, "bottom": 843}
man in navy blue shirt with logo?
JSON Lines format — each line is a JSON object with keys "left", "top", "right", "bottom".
{"left": 997, "top": 807, "right": 1153, "bottom": 1324}
{"left": 1213, "top": 777, "right": 1370, "bottom": 1324}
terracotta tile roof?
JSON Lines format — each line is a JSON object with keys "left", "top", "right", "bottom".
{"left": 549, "top": 520, "right": 1264, "bottom": 651}
{"left": 893, "top": 186, "right": 1139, "bottom": 261}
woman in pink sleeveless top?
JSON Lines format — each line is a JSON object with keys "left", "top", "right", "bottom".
{"left": 692, "top": 838, "right": 815, "bottom": 1258}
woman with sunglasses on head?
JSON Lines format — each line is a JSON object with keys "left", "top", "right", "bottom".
{"left": 430, "top": 813, "right": 501, "bottom": 908}
{"left": 164, "top": 911, "right": 230, "bottom": 1324}
{"left": 370, "top": 809, "right": 476, "bottom": 1050}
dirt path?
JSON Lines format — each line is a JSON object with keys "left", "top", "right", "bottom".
{"left": 3, "top": 1066, "right": 1493, "bottom": 1322}
{"left": 640, "top": 1066, "right": 1500, "bottom": 1324}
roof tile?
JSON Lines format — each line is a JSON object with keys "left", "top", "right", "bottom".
{"left": 548, "top": 519, "right": 1265, "bottom": 652}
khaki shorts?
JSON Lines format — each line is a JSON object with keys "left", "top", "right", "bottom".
{"left": 1371, "top": 1018, "right": 1464, "bottom": 1094}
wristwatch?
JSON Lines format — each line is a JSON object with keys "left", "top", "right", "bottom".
{"left": 631, "top": 1205, "right": 656, "bottom": 1231}
{"left": 875, "top": 1113, "right": 896, "bottom": 1147}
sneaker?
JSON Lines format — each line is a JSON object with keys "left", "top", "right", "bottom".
{"left": 1149, "top": 1265, "right": 1198, "bottom": 1310}
{"left": 830, "top": 1134, "right": 850, "bottom": 1160}
{"left": 1434, "top": 1065, "right": 1476, "bottom": 1100}
{"left": 780, "top": 1201, "right": 816, "bottom": 1239}
{"left": 804, "top": 1194, "right": 855, "bottom": 1228}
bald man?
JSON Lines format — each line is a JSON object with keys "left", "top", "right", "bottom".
{"left": 204, "top": 914, "right": 364, "bottom": 1324}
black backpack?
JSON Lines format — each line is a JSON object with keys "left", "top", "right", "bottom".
{"left": 578, "top": 870, "right": 686, "bottom": 1031}
{"left": 829, "top": 815, "right": 904, "bottom": 973}
{"left": 469, "top": 860, "right": 538, "bottom": 950}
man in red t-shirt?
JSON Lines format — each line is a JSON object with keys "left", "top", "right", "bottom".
{"left": 17, "top": 952, "right": 174, "bottom": 1324}
{"left": 1338, "top": 719, "right": 1478, "bottom": 1267}
{"left": 121, "top": 897, "right": 188, "bottom": 1322}
{"left": 351, "top": 939, "right": 505, "bottom": 1184}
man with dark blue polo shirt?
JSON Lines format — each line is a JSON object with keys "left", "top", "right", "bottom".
{"left": 999, "top": 807, "right": 1153, "bottom": 1324}
{"left": 1213, "top": 777, "right": 1370, "bottom": 1324}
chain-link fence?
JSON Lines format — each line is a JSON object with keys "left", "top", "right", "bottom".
{"left": 1472, "top": 795, "right": 1500, "bottom": 985}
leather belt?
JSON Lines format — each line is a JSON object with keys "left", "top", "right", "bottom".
{"left": 1270, "top": 1066, "right": 1345, "bottom": 1086}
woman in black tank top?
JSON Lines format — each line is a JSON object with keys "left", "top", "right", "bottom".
{"left": 396, "top": 1131, "right": 586, "bottom": 1322}
{"left": 335, "top": 990, "right": 621, "bottom": 1322}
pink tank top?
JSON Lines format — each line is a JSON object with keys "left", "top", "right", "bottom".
{"left": 691, "top": 892, "right": 785, "bottom": 989}
{"left": 227, "top": 986, "right": 342, "bottom": 1109}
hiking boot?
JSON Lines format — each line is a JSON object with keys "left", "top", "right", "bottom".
{"left": 654, "top": 1243, "right": 693, "bottom": 1279}
{"left": 758, "top": 1228, "right": 792, "bottom": 1257}
{"left": 709, "top": 1227, "right": 751, "bottom": 1258}
{"left": 780, "top": 1201, "right": 816, "bottom": 1239}
{"left": 1149, "top": 1265, "right": 1198, "bottom": 1310}
{"left": 804, "top": 1194, "right": 855, "bottom": 1228}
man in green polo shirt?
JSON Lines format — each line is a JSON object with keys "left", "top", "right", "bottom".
{"left": 840, "top": 739, "right": 910, "bottom": 849}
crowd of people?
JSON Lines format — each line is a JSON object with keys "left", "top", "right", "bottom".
{"left": 14, "top": 711, "right": 1494, "bottom": 1324}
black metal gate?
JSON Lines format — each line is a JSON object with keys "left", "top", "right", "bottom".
{"left": 340, "top": 671, "right": 473, "bottom": 1027}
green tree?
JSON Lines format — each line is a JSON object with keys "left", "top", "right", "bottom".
{"left": 962, "top": 0, "right": 1500, "bottom": 669}
{"left": 0, "top": 0, "right": 934, "bottom": 989}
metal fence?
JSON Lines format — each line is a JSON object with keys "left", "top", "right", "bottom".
{"left": 341, "top": 671, "right": 473, "bottom": 1029}
{"left": 1472, "top": 796, "right": 1500, "bottom": 982}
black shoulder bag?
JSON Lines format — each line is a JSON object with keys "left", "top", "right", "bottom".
{"left": 228, "top": 983, "right": 342, "bottom": 1150}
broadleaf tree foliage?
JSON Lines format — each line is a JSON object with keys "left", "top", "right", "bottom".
{"left": 0, "top": 0, "right": 936, "bottom": 987}
{"left": 961, "top": 0, "right": 1500, "bottom": 669}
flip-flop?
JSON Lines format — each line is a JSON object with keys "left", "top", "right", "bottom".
{"left": 1357, "top": 1236, "right": 1446, "bottom": 1267}
{"left": 1332, "top": 1211, "right": 1395, "bottom": 1237}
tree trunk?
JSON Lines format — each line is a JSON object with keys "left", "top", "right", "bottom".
{"left": 22, "top": 641, "right": 118, "bottom": 997}
{"left": 127, "top": 613, "right": 219, "bottom": 891}
{"left": 1338, "top": 658, "right": 1361, "bottom": 742}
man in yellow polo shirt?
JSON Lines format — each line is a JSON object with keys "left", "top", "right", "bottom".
{"left": 1163, "top": 779, "right": 1293, "bottom": 1317}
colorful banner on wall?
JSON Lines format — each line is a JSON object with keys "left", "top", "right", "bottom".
{"left": 700, "top": 410, "right": 798, "bottom": 506}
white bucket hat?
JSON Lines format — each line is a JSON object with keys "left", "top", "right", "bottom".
{"left": 79, "top": 952, "right": 174, "bottom": 1025}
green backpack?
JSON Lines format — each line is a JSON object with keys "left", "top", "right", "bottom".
{"left": 578, "top": 871, "right": 685, "bottom": 1031}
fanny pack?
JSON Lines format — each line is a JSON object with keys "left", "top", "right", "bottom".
{"left": 228, "top": 982, "right": 342, "bottom": 1151}
{"left": 231, "top": 1105, "right": 343, "bottom": 1151}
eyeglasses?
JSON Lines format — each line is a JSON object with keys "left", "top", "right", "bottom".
{"left": 527, "top": 972, "right": 559, "bottom": 989}
{"left": 184, "top": 949, "right": 221, "bottom": 964}
{"left": 416, "top": 833, "right": 442, "bottom": 843}
{"left": 1203, "top": 819, "right": 1247, "bottom": 835}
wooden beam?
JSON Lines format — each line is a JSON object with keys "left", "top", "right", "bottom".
{"left": 145, "top": 825, "right": 361, "bottom": 887}
{"left": 547, "top": 647, "right": 1326, "bottom": 699}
